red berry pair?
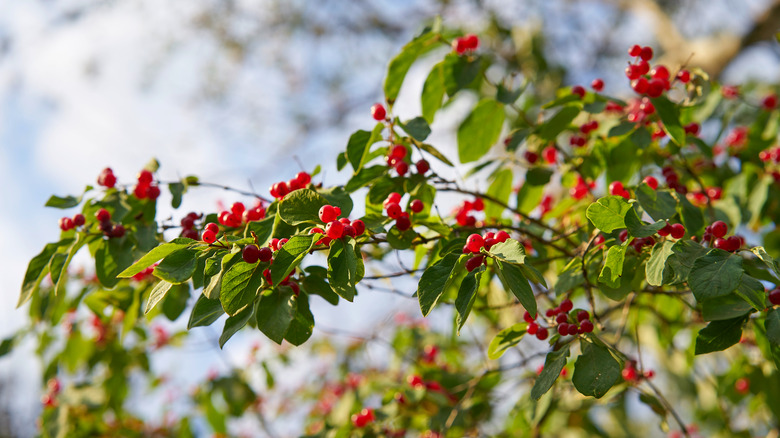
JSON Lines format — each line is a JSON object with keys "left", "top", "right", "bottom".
{"left": 608, "top": 181, "right": 630, "bottom": 199}
{"left": 269, "top": 172, "right": 312, "bottom": 199}
{"left": 383, "top": 193, "right": 422, "bottom": 231}
{"left": 452, "top": 34, "right": 479, "bottom": 55}
{"left": 97, "top": 167, "right": 117, "bottom": 188}
{"left": 242, "top": 244, "right": 273, "bottom": 264}
{"left": 94, "top": 208, "right": 125, "bottom": 238}
{"left": 658, "top": 222, "right": 686, "bottom": 239}
{"left": 570, "top": 175, "right": 595, "bottom": 200}
{"left": 179, "top": 212, "right": 201, "bottom": 240}
{"left": 454, "top": 198, "right": 483, "bottom": 226}
{"left": 463, "top": 231, "right": 511, "bottom": 272}
{"left": 351, "top": 408, "right": 375, "bottom": 428}
{"left": 58, "top": 213, "right": 86, "bottom": 232}
{"left": 133, "top": 169, "right": 161, "bottom": 201}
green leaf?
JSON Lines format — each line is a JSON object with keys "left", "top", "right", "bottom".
{"left": 645, "top": 241, "right": 675, "bottom": 286}
{"left": 767, "top": 308, "right": 780, "bottom": 346}
{"left": 442, "top": 52, "right": 482, "bottom": 96}
{"left": 153, "top": 247, "right": 200, "bottom": 284}
{"left": 220, "top": 261, "right": 265, "bottom": 316}
{"left": 421, "top": 62, "right": 445, "bottom": 123}
{"left": 417, "top": 253, "right": 466, "bottom": 316}
{"left": 0, "top": 336, "right": 16, "bottom": 358}
{"left": 384, "top": 31, "right": 440, "bottom": 102}
{"left": 747, "top": 175, "right": 772, "bottom": 228}
{"left": 18, "top": 239, "right": 73, "bottom": 307}
{"left": 387, "top": 226, "right": 417, "bottom": 249}
{"left": 169, "top": 182, "right": 185, "bottom": 209}
{"left": 457, "top": 99, "right": 506, "bottom": 163}
{"left": 255, "top": 289, "right": 297, "bottom": 344}
{"left": 484, "top": 169, "right": 513, "bottom": 219}
{"left": 118, "top": 238, "right": 195, "bottom": 278}
{"left": 418, "top": 143, "right": 454, "bottom": 167}
{"left": 694, "top": 315, "right": 746, "bottom": 355}
{"left": 688, "top": 249, "right": 744, "bottom": 301}
{"left": 271, "top": 234, "right": 316, "bottom": 285}
{"left": 701, "top": 293, "right": 752, "bottom": 321}
{"left": 94, "top": 237, "right": 134, "bottom": 289}
{"left": 675, "top": 193, "right": 704, "bottom": 236}
{"left": 666, "top": 240, "right": 708, "bottom": 284}
{"left": 531, "top": 346, "right": 571, "bottom": 400}
{"left": 188, "top": 293, "right": 225, "bottom": 329}
{"left": 278, "top": 189, "right": 329, "bottom": 226}
{"left": 302, "top": 266, "right": 340, "bottom": 305}
{"left": 327, "top": 238, "right": 359, "bottom": 302}
{"left": 539, "top": 106, "right": 579, "bottom": 141}
{"left": 495, "top": 260, "right": 537, "bottom": 318}
{"left": 734, "top": 275, "right": 768, "bottom": 311}
{"left": 488, "top": 240, "right": 527, "bottom": 264}
{"left": 244, "top": 216, "right": 275, "bottom": 244}
{"left": 163, "top": 284, "right": 190, "bottom": 321}
{"left": 400, "top": 117, "right": 431, "bottom": 141}
{"left": 652, "top": 96, "right": 685, "bottom": 146}
{"left": 526, "top": 168, "right": 554, "bottom": 186}
{"left": 204, "top": 250, "right": 241, "bottom": 300}
{"left": 345, "top": 165, "right": 389, "bottom": 193}
{"left": 45, "top": 192, "right": 85, "bottom": 209}
{"left": 145, "top": 281, "right": 173, "bottom": 314}
{"left": 346, "top": 123, "right": 384, "bottom": 172}
{"left": 625, "top": 208, "right": 666, "bottom": 238}
{"left": 635, "top": 185, "right": 678, "bottom": 221}
{"left": 487, "top": 323, "right": 528, "bottom": 360}
{"left": 455, "top": 266, "right": 484, "bottom": 332}
{"left": 554, "top": 257, "right": 584, "bottom": 295}
{"left": 586, "top": 196, "right": 632, "bottom": 233}
{"left": 284, "top": 292, "right": 315, "bottom": 346}
{"left": 572, "top": 341, "right": 621, "bottom": 398}
{"left": 752, "top": 247, "right": 780, "bottom": 279}
{"left": 219, "top": 305, "right": 254, "bottom": 349}
{"left": 599, "top": 243, "right": 628, "bottom": 288}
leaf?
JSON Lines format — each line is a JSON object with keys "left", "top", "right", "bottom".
{"left": 495, "top": 260, "right": 537, "bottom": 318}
{"left": 271, "top": 234, "right": 316, "bottom": 285}
{"left": 586, "top": 196, "right": 632, "bottom": 233}
{"left": 327, "top": 238, "right": 359, "bottom": 302}
{"left": 652, "top": 96, "right": 685, "bottom": 146}
{"left": 572, "top": 342, "right": 621, "bottom": 398}
{"left": 169, "top": 182, "right": 185, "bottom": 209}
{"left": 734, "top": 275, "right": 768, "bottom": 311}
{"left": 204, "top": 250, "right": 241, "bottom": 300}
{"left": 488, "top": 240, "right": 527, "bottom": 264}
{"left": 554, "top": 257, "right": 584, "bottom": 295}
{"left": 118, "top": 238, "right": 195, "bottom": 278}
{"left": 688, "top": 249, "right": 744, "bottom": 301}
{"left": 219, "top": 305, "right": 253, "bottom": 349}
{"left": 244, "top": 216, "right": 275, "bottom": 243}
{"left": 418, "top": 143, "right": 454, "bottom": 167}
{"left": 484, "top": 169, "right": 513, "bottom": 219}
{"left": 599, "top": 243, "right": 628, "bottom": 288}
{"left": 694, "top": 315, "right": 746, "bottom": 355}
{"left": 455, "top": 267, "right": 484, "bottom": 332}
{"left": 442, "top": 52, "right": 482, "bottom": 96}
{"left": 346, "top": 123, "right": 384, "bottom": 172}
{"left": 387, "top": 226, "right": 417, "bottom": 249}
{"left": 400, "top": 117, "right": 431, "bottom": 141}
{"left": 94, "top": 237, "right": 134, "bottom": 289}
{"left": 625, "top": 208, "right": 666, "bottom": 238}
{"left": 488, "top": 323, "right": 528, "bottom": 360}
{"left": 645, "top": 241, "right": 675, "bottom": 286}
{"left": 384, "top": 31, "right": 440, "bottom": 102}
{"left": 153, "top": 247, "right": 200, "bottom": 284}
{"left": 188, "top": 294, "right": 225, "bottom": 329}
{"left": 457, "top": 99, "right": 506, "bottom": 163}
{"left": 421, "top": 62, "right": 446, "bottom": 123}
{"left": 284, "top": 292, "right": 315, "bottom": 346}
{"left": 278, "top": 189, "right": 329, "bottom": 226}
{"left": 635, "top": 185, "right": 677, "bottom": 221}
{"left": 163, "top": 284, "right": 190, "bottom": 321}
{"left": 539, "top": 106, "right": 579, "bottom": 141}
{"left": 18, "top": 239, "right": 73, "bottom": 307}
{"left": 220, "top": 261, "right": 265, "bottom": 316}
{"left": 701, "top": 294, "right": 752, "bottom": 321}
{"left": 666, "top": 240, "right": 708, "bottom": 284}
{"left": 531, "top": 346, "right": 571, "bottom": 400}
{"left": 417, "top": 254, "right": 466, "bottom": 316}
{"left": 675, "top": 193, "right": 704, "bottom": 236}
{"left": 255, "top": 290, "right": 297, "bottom": 344}
{"left": 767, "top": 308, "right": 780, "bottom": 346}
{"left": 145, "top": 281, "right": 173, "bottom": 314}
{"left": 526, "top": 168, "right": 554, "bottom": 186}
{"left": 45, "top": 192, "right": 86, "bottom": 209}
{"left": 752, "top": 247, "right": 780, "bottom": 279}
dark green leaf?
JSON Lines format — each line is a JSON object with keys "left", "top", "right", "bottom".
{"left": 153, "top": 247, "right": 200, "bottom": 284}
{"left": 118, "top": 238, "right": 196, "bottom": 278}
{"left": 18, "top": 239, "right": 73, "bottom": 307}
{"left": 695, "top": 315, "right": 746, "bottom": 355}
{"left": 652, "top": 96, "right": 685, "bottom": 146}
{"left": 646, "top": 241, "right": 675, "bottom": 286}
{"left": 539, "top": 106, "right": 579, "bottom": 141}
{"left": 95, "top": 237, "right": 134, "bottom": 289}
{"left": 531, "top": 345, "right": 571, "bottom": 400}
{"left": 45, "top": 193, "right": 84, "bottom": 209}
{"left": 488, "top": 323, "right": 527, "bottom": 360}
{"left": 387, "top": 226, "right": 417, "bottom": 249}
{"left": 418, "top": 143, "right": 454, "bottom": 167}
{"left": 169, "top": 182, "right": 185, "bottom": 209}
{"left": 327, "top": 238, "right": 359, "bottom": 302}
{"left": 701, "top": 293, "right": 752, "bottom": 321}
{"left": 525, "top": 168, "right": 553, "bottom": 186}
{"left": 384, "top": 31, "right": 440, "bottom": 102}
{"left": 244, "top": 216, "right": 275, "bottom": 244}
{"left": 162, "top": 284, "right": 190, "bottom": 321}
{"left": 666, "top": 240, "right": 708, "bottom": 284}
{"left": 767, "top": 308, "right": 780, "bottom": 346}
{"left": 625, "top": 208, "right": 667, "bottom": 238}
{"left": 284, "top": 292, "right": 314, "bottom": 346}
{"left": 635, "top": 185, "right": 677, "bottom": 221}
{"left": 417, "top": 253, "right": 466, "bottom": 316}
{"left": 188, "top": 294, "right": 225, "bottom": 329}
{"left": 455, "top": 266, "right": 484, "bottom": 332}
{"left": 688, "top": 249, "right": 743, "bottom": 301}
{"left": 421, "top": 62, "right": 445, "bottom": 123}
{"left": 400, "top": 117, "right": 431, "bottom": 141}
{"left": 457, "top": 99, "right": 505, "bottom": 163}
{"left": 344, "top": 165, "right": 388, "bottom": 193}
{"left": 255, "top": 289, "right": 297, "bottom": 344}
{"left": 734, "top": 275, "right": 768, "bottom": 311}
{"left": 219, "top": 305, "right": 253, "bottom": 349}
{"left": 495, "top": 260, "right": 536, "bottom": 317}
{"left": 220, "top": 261, "right": 265, "bottom": 316}
{"left": 271, "top": 234, "right": 316, "bottom": 285}
{"left": 572, "top": 342, "right": 621, "bottom": 398}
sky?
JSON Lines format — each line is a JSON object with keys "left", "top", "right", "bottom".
{"left": 0, "top": 0, "right": 778, "bottom": 435}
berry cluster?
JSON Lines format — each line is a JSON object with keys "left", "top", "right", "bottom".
{"left": 454, "top": 198, "right": 483, "bottom": 226}
{"left": 95, "top": 208, "right": 125, "bottom": 238}
{"left": 269, "top": 171, "right": 312, "bottom": 200}
{"left": 383, "top": 193, "right": 420, "bottom": 231}
{"left": 240, "top": 238, "right": 299, "bottom": 292}
{"left": 179, "top": 212, "right": 202, "bottom": 240}
{"left": 759, "top": 145, "right": 780, "bottom": 163}
{"left": 351, "top": 408, "right": 375, "bottom": 428}
{"left": 310, "top": 204, "right": 366, "bottom": 244}
{"left": 702, "top": 220, "right": 743, "bottom": 252}
{"left": 217, "top": 201, "right": 266, "bottom": 228}
{"left": 625, "top": 45, "right": 673, "bottom": 98}
{"left": 525, "top": 300, "right": 595, "bottom": 341}
{"left": 570, "top": 175, "right": 596, "bottom": 200}
{"left": 58, "top": 213, "right": 86, "bottom": 232}
{"left": 452, "top": 34, "right": 479, "bottom": 55}
{"left": 133, "top": 169, "right": 161, "bottom": 200}
{"left": 97, "top": 167, "right": 117, "bottom": 188}
{"left": 608, "top": 181, "right": 631, "bottom": 199}
{"left": 661, "top": 166, "right": 687, "bottom": 194}
{"left": 384, "top": 144, "right": 430, "bottom": 177}
{"left": 406, "top": 375, "right": 456, "bottom": 402}
{"left": 41, "top": 378, "right": 61, "bottom": 408}
{"left": 622, "top": 360, "right": 654, "bottom": 383}
{"left": 463, "top": 231, "right": 511, "bottom": 271}
{"left": 625, "top": 97, "right": 655, "bottom": 124}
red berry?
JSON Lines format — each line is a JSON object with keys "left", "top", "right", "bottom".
{"left": 181, "top": 228, "right": 198, "bottom": 240}
{"left": 111, "top": 224, "right": 125, "bottom": 238}
{"left": 646, "top": 78, "right": 665, "bottom": 98}
{"left": 296, "top": 171, "right": 312, "bottom": 186}
{"left": 465, "top": 255, "right": 485, "bottom": 272}
{"left": 639, "top": 46, "right": 653, "bottom": 61}
{"left": 670, "top": 223, "right": 685, "bottom": 239}
{"left": 370, "top": 103, "right": 386, "bottom": 121}
{"left": 535, "top": 327, "right": 549, "bottom": 340}
{"left": 137, "top": 169, "right": 153, "bottom": 185}
{"left": 557, "top": 323, "right": 570, "bottom": 336}
{"left": 651, "top": 65, "right": 669, "bottom": 80}
{"left": 768, "top": 289, "right": 780, "bottom": 306}
{"left": 243, "top": 245, "right": 261, "bottom": 264}
{"left": 710, "top": 221, "right": 728, "bottom": 238}
{"left": 625, "top": 64, "right": 642, "bottom": 80}
{"left": 762, "top": 94, "right": 777, "bottom": 110}
{"left": 527, "top": 322, "right": 538, "bottom": 335}
{"left": 466, "top": 234, "right": 485, "bottom": 253}
{"left": 96, "top": 208, "right": 111, "bottom": 222}
{"left": 643, "top": 176, "right": 658, "bottom": 190}
{"left": 319, "top": 205, "right": 338, "bottom": 223}
{"left": 556, "top": 314, "right": 568, "bottom": 324}
{"left": 572, "top": 85, "right": 586, "bottom": 99}
{"left": 609, "top": 181, "right": 624, "bottom": 196}
{"left": 415, "top": 159, "right": 430, "bottom": 174}
{"left": 343, "top": 224, "right": 356, "bottom": 238}
{"left": 495, "top": 230, "right": 510, "bottom": 242}
{"left": 396, "top": 214, "right": 411, "bottom": 231}
{"left": 734, "top": 377, "right": 750, "bottom": 394}
{"left": 453, "top": 37, "right": 469, "bottom": 55}
{"left": 59, "top": 217, "right": 74, "bottom": 231}
{"left": 622, "top": 367, "right": 637, "bottom": 381}
{"left": 483, "top": 237, "right": 498, "bottom": 250}
{"left": 147, "top": 185, "right": 161, "bottom": 200}
{"left": 202, "top": 229, "right": 217, "bottom": 243}
{"left": 714, "top": 237, "right": 729, "bottom": 250}
{"left": 524, "top": 151, "right": 538, "bottom": 164}
{"left": 542, "top": 146, "right": 557, "bottom": 164}
{"left": 580, "top": 320, "right": 594, "bottom": 333}
{"left": 523, "top": 311, "right": 535, "bottom": 323}
{"left": 591, "top": 78, "right": 604, "bottom": 91}
{"left": 390, "top": 144, "right": 407, "bottom": 159}
{"left": 628, "top": 44, "right": 642, "bottom": 57}
{"left": 619, "top": 230, "right": 629, "bottom": 242}
{"left": 258, "top": 246, "right": 273, "bottom": 262}
{"left": 677, "top": 70, "right": 690, "bottom": 83}
{"left": 410, "top": 199, "right": 424, "bottom": 213}
{"left": 726, "top": 235, "right": 741, "bottom": 252}
{"left": 560, "top": 299, "right": 573, "bottom": 313}
{"left": 71, "top": 213, "right": 85, "bottom": 227}
{"left": 351, "top": 220, "right": 365, "bottom": 236}
{"left": 205, "top": 222, "right": 219, "bottom": 234}
{"left": 326, "top": 220, "right": 344, "bottom": 239}
{"left": 463, "top": 34, "right": 479, "bottom": 50}
{"left": 386, "top": 202, "right": 403, "bottom": 219}
{"left": 632, "top": 77, "right": 649, "bottom": 94}
{"left": 577, "top": 310, "right": 590, "bottom": 322}
{"left": 395, "top": 161, "right": 409, "bottom": 176}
